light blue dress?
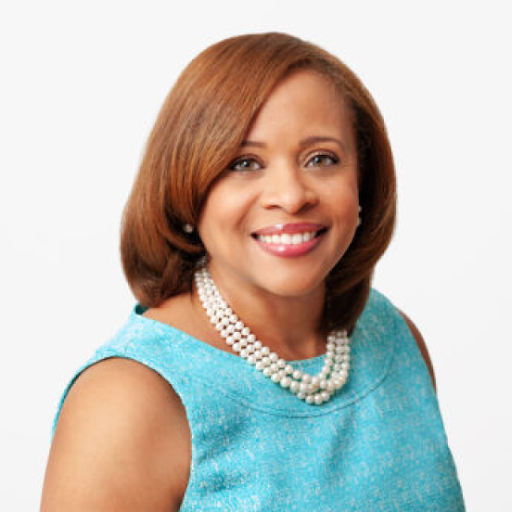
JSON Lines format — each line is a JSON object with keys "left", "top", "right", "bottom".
{"left": 53, "top": 289, "right": 465, "bottom": 511}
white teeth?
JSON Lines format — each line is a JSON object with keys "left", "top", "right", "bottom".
{"left": 292, "top": 234, "right": 302, "bottom": 245}
{"left": 256, "top": 231, "right": 318, "bottom": 244}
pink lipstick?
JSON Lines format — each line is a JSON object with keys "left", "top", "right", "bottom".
{"left": 251, "top": 223, "right": 327, "bottom": 258}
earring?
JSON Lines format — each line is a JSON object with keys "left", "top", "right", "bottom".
{"left": 183, "top": 223, "right": 194, "bottom": 234}
{"left": 357, "top": 205, "right": 362, "bottom": 226}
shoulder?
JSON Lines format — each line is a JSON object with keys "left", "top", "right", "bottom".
{"left": 397, "top": 309, "right": 437, "bottom": 393}
{"left": 365, "top": 290, "right": 436, "bottom": 393}
{"left": 41, "top": 358, "right": 189, "bottom": 511}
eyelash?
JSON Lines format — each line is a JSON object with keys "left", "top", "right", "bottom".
{"left": 228, "top": 151, "right": 340, "bottom": 172}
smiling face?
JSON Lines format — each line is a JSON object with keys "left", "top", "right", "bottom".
{"left": 197, "top": 69, "right": 360, "bottom": 301}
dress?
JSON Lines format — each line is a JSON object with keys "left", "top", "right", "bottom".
{"left": 53, "top": 289, "right": 465, "bottom": 511}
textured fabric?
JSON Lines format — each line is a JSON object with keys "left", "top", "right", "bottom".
{"left": 53, "top": 289, "right": 465, "bottom": 511}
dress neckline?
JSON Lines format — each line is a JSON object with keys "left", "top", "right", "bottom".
{"left": 133, "top": 303, "right": 327, "bottom": 366}
{"left": 125, "top": 292, "right": 397, "bottom": 416}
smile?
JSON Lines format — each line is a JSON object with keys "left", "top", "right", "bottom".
{"left": 251, "top": 225, "right": 327, "bottom": 258}
{"left": 255, "top": 231, "right": 320, "bottom": 244}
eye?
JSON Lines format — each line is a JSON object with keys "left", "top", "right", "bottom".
{"left": 306, "top": 152, "right": 339, "bottom": 168}
{"left": 228, "top": 157, "right": 262, "bottom": 172}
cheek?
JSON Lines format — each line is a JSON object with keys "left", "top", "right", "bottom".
{"left": 198, "top": 184, "right": 254, "bottom": 244}
{"left": 323, "top": 177, "right": 359, "bottom": 212}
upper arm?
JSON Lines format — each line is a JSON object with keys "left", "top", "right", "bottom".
{"left": 398, "top": 310, "right": 437, "bottom": 393}
{"left": 41, "top": 358, "right": 187, "bottom": 511}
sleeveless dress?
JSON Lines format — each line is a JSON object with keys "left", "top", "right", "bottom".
{"left": 52, "top": 289, "right": 465, "bottom": 511}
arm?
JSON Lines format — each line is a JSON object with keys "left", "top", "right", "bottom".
{"left": 398, "top": 310, "right": 437, "bottom": 393}
{"left": 41, "top": 358, "right": 189, "bottom": 511}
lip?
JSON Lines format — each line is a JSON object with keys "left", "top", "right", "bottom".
{"left": 252, "top": 222, "right": 327, "bottom": 236}
{"left": 252, "top": 230, "right": 326, "bottom": 258}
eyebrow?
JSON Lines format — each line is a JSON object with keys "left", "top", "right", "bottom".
{"left": 241, "top": 136, "right": 347, "bottom": 151}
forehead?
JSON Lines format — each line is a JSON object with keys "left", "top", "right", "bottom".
{"left": 245, "top": 69, "right": 353, "bottom": 144}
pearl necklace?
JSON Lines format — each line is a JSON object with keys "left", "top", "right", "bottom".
{"left": 194, "top": 265, "right": 351, "bottom": 406}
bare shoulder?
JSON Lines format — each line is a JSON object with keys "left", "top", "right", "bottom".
{"left": 397, "top": 310, "right": 437, "bottom": 393}
{"left": 41, "top": 357, "right": 190, "bottom": 511}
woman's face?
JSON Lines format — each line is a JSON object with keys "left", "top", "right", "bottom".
{"left": 197, "top": 69, "right": 359, "bottom": 300}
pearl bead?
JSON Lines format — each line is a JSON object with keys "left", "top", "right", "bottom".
{"left": 194, "top": 263, "right": 351, "bottom": 406}
{"left": 280, "top": 377, "right": 292, "bottom": 388}
{"left": 333, "top": 379, "right": 343, "bottom": 390}
{"left": 290, "top": 381, "right": 300, "bottom": 393}
{"left": 338, "top": 370, "right": 348, "bottom": 380}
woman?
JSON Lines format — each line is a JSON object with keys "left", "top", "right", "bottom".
{"left": 41, "top": 32, "right": 465, "bottom": 510}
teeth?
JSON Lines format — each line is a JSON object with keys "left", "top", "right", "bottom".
{"left": 257, "top": 231, "right": 318, "bottom": 244}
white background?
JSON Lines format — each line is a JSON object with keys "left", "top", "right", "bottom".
{"left": 1, "top": 1, "right": 510, "bottom": 510}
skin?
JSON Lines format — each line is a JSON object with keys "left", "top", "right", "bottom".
{"left": 196, "top": 69, "right": 360, "bottom": 359}
{"left": 40, "top": 69, "right": 436, "bottom": 511}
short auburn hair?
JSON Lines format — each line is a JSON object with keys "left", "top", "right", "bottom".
{"left": 121, "top": 32, "right": 396, "bottom": 334}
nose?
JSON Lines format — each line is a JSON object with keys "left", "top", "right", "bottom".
{"left": 260, "top": 161, "right": 318, "bottom": 213}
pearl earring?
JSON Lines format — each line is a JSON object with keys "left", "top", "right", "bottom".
{"left": 357, "top": 205, "right": 362, "bottom": 226}
{"left": 183, "top": 223, "right": 194, "bottom": 233}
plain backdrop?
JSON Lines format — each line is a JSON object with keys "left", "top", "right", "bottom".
{"left": 1, "top": 1, "right": 511, "bottom": 510}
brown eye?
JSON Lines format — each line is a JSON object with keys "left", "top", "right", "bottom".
{"left": 306, "top": 153, "right": 339, "bottom": 167}
{"left": 229, "top": 157, "right": 262, "bottom": 172}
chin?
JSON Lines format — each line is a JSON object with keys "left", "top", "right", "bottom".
{"left": 251, "top": 271, "right": 326, "bottom": 300}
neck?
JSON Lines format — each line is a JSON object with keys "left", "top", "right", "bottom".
{"left": 193, "top": 263, "right": 328, "bottom": 361}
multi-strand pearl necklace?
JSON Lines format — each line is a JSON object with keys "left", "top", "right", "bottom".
{"left": 194, "top": 265, "right": 351, "bottom": 406}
